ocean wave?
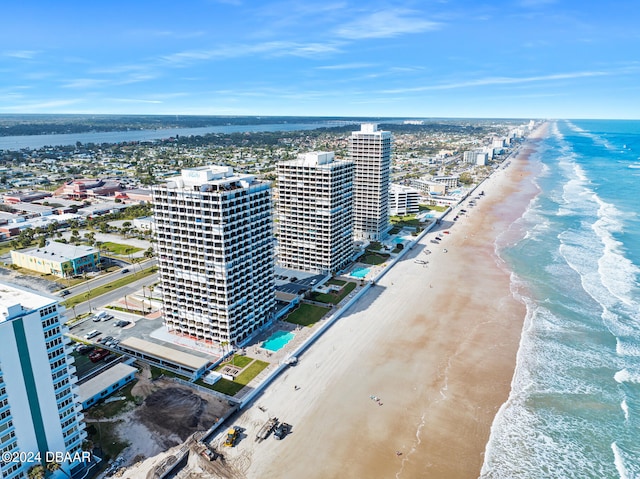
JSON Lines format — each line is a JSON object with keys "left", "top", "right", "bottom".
{"left": 612, "top": 442, "right": 640, "bottom": 479}
{"left": 483, "top": 120, "right": 640, "bottom": 479}
{"left": 565, "top": 120, "right": 616, "bottom": 151}
{"left": 616, "top": 337, "right": 640, "bottom": 357}
{"left": 621, "top": 399, "right": 629, "bottom": 422}
{"left": 614, "top": 369, "right": 640, "bottom": 384}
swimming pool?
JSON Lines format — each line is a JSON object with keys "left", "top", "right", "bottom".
{"left": 393, "top": 237, "right": 405, "bottom": 244}
{"left": 262, "top": 331, "right": 295, "bottom": 352}
{"left": 350, "top": 267, "right": 371, "bottom": 279}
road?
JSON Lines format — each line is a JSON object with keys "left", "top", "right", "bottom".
{"left": 63, "top": 258, "right": 158, "bottom": 318}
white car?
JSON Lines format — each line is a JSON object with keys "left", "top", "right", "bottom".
{"left": 84, "top": 330, "right": 101, "bottom": 340}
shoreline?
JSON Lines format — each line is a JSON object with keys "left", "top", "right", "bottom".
{"left": 206, "top": 125, "right": 550, "bottom": 479}
{"left": 117, "top": 125, "right": 549, "bottom": 479}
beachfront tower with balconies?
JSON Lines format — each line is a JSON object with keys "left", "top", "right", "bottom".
{"left": 152, "top": 166, "right": 275, "bottom": 346}
{"left": 349, "top": 123, "right": 392, "bottom": 241}
{"left": 277, "top": 151, "right": 354, "bottom": 274}
{"left": 0, "top": 283, "right": 87, "bottom": 479}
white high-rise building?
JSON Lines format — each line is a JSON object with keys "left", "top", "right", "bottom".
{"left": 277, "top": 152, "right": 354, "bottom": 274}
{"left": 152, "top": 166, "right": 275, "bottom": 346}
{"left": 0, "top": 284, "right": 87, "bottom": 479}
{"left": 349, "top": 124, "right": 392, "bottom": 241}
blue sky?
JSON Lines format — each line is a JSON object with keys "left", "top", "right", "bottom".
{"left": 1, "top": 0, "right": 639, "bottom": 118}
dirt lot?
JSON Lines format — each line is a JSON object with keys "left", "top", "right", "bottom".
{"left": 109, "top": 366, "right": 232, "bottom": 469}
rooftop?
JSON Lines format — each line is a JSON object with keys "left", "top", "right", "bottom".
{"left": 19, "top": 241, "right": 98, "bottom": 262}
{"left": 0, "top": 282, "right": 55, "bottom": 323}
{"left": 77, "top": 362, "right": 138, "bottom": 403}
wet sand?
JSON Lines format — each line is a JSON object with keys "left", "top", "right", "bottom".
{"left": 215, "top": 127, "right": 547, "bottom": 479}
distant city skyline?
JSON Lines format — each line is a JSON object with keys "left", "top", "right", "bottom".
{"left": 1, "top": 1, "right": 639, "bottom": 119}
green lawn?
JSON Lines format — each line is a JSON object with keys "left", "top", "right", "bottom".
{"left": 310, "top": 281, "right": 357, "bottom": 304}
{"left": 101, "top": 242, "right": 143, "bottom": 255}
{"left": 361, "top": 252, "right": 389, "bottom": 265}
{"left": 62, "top": 266, "right": 158, "bottom": 308}
{"left": 284, "top": 303, "right": 331, "bottom": 327}
{"left": 420, "top": 204, "right": 448, "bottom": 212}
{"left": 327, "top": 278, "right": 346, "bottom": 286}
{"left": 150, "top": 365, "right": 185, "bottom": 380}
{"left": 202, "top": 359, "right": 270, "bottom": 396}
{"left": 368, "top": 241, "right": 383, "bottom": 251}
{"left": 390, "top": 215, "right": 421, "bottom": 227}
{"left": 215, "top": 355, "right": 253, "bottom": 370}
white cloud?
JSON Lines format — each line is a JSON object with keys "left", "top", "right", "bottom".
{"left": 382, "top": 70, "right": 611, "bottom": 93}
{"left": 0, "top": 99, "right": 80, "bottom": 112}
{"left": 335, "top": 9, "right": 440, "bottom": 40}
{"left": 159, "top": 40, "right": 342, "bottom": 66}
{"left": 316, "top": 63, "right": 376, "bottom": 70}
{"left": 3, "top": 50, "right": 39, "bottom": 59}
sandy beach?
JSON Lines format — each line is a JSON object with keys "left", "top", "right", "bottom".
{"left": 193, "top": 127, "right": 548, "bottom": 479}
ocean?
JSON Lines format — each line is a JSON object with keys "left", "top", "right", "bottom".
{"left": 481, "top": 120, "right": 640, "bottom": 478}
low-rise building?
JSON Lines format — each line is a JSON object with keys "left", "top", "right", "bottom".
{"left": 77, "top": 362, "right": 137, "bottom": 409}
{"left": 11, "top": 241, "right": 100, "bottom": 277}
{"left": 54, "top": 178, "right": 122, "bottom": 199}
{"left": 389, "top": 184, "right": 420, "bottom": 216}
{"left": 133, "top": 216, "right": 155, "bottom": 232}
{"left": 409, "top": 177, "right": 447, "bottom": 196}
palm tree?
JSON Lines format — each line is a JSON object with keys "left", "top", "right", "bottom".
{"left": 46, "top": 461, "right": 71, "bottom": 478}
{"left": 27, "top": 465, "right": 45, "bottom": 479}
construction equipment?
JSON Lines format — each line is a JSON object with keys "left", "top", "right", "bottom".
{"left": 224, "top": 428, "right": 238, "bottom": 447}
{"left": 256, "top": 417, "right": 278, "bottom": 442}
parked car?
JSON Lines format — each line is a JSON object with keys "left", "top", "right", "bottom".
{"left": 76, "top": 345, "right": 95, "bottom": 355}
{"left": 84, "top": 330, "right": 101, "bottom": 340}
{"left": 89, "top": 349, "right": 109, "bottom": 363}
{"left": 103, "top": 354, "right": 118, "bottom": 363}
{"left": 115, "top": 320, "right": 131, "bottom": 327}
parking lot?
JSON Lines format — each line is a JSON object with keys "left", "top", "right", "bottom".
{"left": 67, "top": 298, "right": 220, "bottom": 381}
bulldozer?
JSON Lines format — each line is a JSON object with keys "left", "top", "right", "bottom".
{"left": 224, "top": 428, "right": 238, "bottom": 447}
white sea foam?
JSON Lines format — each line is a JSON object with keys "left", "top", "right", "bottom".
{"left": 612, "top": 442, "right": 631, "bottom": 479}
{"left": 615, "top": 338, "right": 640, "bottom": 357}
{"left": 565, "top": 120, "right": 616, "bottom": 150}
{"left": 621, "top": 399, "right": 629, "bottom": 421}
{"left": 482, "top": 120, "right": 639, "bottom": 479}
{"left": 614, "top": 369, "right": 640, "bottom": 384}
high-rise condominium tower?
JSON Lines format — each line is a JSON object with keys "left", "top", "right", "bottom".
{"left": 152, "top": 166, "right": 275, "bottom": 345}
{"left": 277, "top": 151, "right": 354, "bottom": 274}
{"left": 349, "top": 123, "right": 392, "bottom": 240}
{"left": 0, "top": 283, "right": 87, "bottom": 479}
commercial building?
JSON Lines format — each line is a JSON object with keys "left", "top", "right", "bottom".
{"left": 152, "top": 166, "right": 275, "bottom": 346}
{"left": 11, "top": 242, "right": 100, "bottom": 277}
{"left": 349, "top": 124, "right": 392, "bottom": 241}
{"left": 276, "top": 152, "right": 354, "bottom": 274}
{"left": 389, "top": 184, "right": 420, "bottom": 216}
{"left": 0, "top": 283, "right": 87, "bottom": 479}
{"left": 54, "top": 179, "right": 122, "bottom": 200}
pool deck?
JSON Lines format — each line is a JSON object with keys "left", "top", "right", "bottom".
{"left": 231, "top": 279, "right": 366, "bottom": 399}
